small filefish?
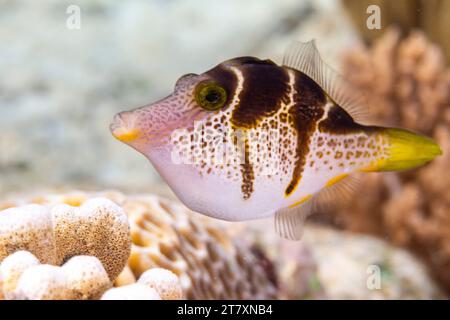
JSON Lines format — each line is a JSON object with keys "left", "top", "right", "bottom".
{"left": 111, "top": 41, "right": 442, "bottom": 240}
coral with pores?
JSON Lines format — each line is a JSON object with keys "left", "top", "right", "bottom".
{"left": 14, "top": 265, "right": 74, "bottom": 300}
{"left": 62, "top": 256, "right": 111, "bottom": 300}
{"left": 0, "top": 205, "right": 57, "bottom": 265}
{"left": 1, "top": 251, "right": 113, "bottom": 300}
{"left": 138, "top": 268, "right": 183, "bottom": 300}
{"left": 0, "top": 190, "right": 278, "bottom": 300}
{"left": 51, "top": 199, "right": 131, "bottom": 280}
{"left": 0, "top": 251, "right": 40, "bottom": 299}
{"left": 0, "top": 198, "right": 131, "bottom": 281}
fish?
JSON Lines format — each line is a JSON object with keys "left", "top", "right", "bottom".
{"left": 110, "top": 41, "right": 442, "bottom": 240}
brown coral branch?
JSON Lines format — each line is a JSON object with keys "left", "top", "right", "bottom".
{"left": 318, "top": 27, "right": 450, "bottom": 294}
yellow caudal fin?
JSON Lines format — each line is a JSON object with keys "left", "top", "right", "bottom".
{"left": 367, "top": 128, "right": 442, "bottom": 172}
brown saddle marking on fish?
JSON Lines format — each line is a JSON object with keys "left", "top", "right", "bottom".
{"left": 318, "top": 103, "right": 369, "bottom": 135}
{"left": 230, "top": 63, "right": 290, "bottom": 129}
{"left": 204, "top": 64, "right": 239, "bottom": 108}
{"left": 285, "top": 71, "right": 326, "bottom": 197}
{"left": 240, "top": 136, "right": 254, "bottom": 200}
{"left": 222, "top": 60, "right": 291, "bottom": 200}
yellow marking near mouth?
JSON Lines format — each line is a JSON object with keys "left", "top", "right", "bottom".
{"left": 325, "top": 173, "right": 348, "bottom": 187}
{"left": 289, "top": 194, "right": 312, "bottom": 208}
{"left": 112, "top": 127, "right": 141, "bottom": 142}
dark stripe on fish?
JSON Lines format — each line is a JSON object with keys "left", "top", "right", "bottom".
{"left": 230, "top": 64, "right": 290, "bottom": 128}
{"left": 204, "top": 64, "right": 238, "bottom": 107}
{"left": 285, "top": 71, "right": 326, "bottom": 196}
{"left": 318, "top": 103, "right": 367, "bottom": 134}
{"left": 240, "top": 137, "right": 254, "bottom": 200}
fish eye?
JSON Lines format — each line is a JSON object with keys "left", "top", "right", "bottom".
{"left": 194, "top": 81, "right": 227, "bottom": 111}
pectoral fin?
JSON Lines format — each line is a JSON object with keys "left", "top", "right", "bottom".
{"left": 274, "top": 200, "right": 313, "bottom": 241}
{"left": 274, "top": 174, "right": 360, "bottom": 241}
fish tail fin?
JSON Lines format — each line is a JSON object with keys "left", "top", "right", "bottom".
{"left": 363, "top": 128, "right": 442, "bottom": 172}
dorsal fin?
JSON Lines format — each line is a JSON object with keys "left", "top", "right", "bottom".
{"left": 283, "top": 40, "right": 369, "bottom": 123}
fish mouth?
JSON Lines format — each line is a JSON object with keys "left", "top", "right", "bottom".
{"left": 110, "top": 112, "right": 143, "bottom": 143}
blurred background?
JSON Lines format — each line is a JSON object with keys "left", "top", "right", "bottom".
{"left": 1, "top": 0, "right": 449, "bottom": 299}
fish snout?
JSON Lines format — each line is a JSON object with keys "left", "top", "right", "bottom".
{"left": 110, "top": 111, "right": 142, "bottom": 143}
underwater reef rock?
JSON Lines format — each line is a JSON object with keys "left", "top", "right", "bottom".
{"left": 238, "top": 220, "right": 444, "bottom": 299}
{"left": 123, "top": 194, "right": 278, "bottom": 299}
{"left": 316, "top": 28, "right": 450, "bottom": 294}
{"left": 2, "top": 190, "right": 441, "bottom": 299}
{"left": 302, "top": 225, "right": 444, "bottom": 299}
{"left": 0, "top": 197, "right": 131, "bottom": 281}
{"left": 0, "top": 191, "right": 278, "bottom": 300}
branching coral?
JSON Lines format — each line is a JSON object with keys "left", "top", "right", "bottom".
{"left": 0, "top": 198, "right": 131, "bottom": 281}
{"left": 343, "top": 0, "right": 450, "bottom": 63}
{"left": 317, "top": 28, "right": 450, "bottom": 292}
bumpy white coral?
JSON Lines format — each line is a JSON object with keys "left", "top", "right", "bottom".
{"left": 0, "top": 252, "right": 115, "bottom": 300}
{"left": 0, "top": 198, "right": 131, "bottom": 281}
{"left": 101, "top": 284, "right": 161, "bottom": 300}
{"left": 0, "top": 251, "right": 40, "bottom": 299}
{"left": 138, "top": 268, "right": 183, "bottom": 300}
{"left": 1, "top": 191, "right": 278, "bottom": 300}
{"left": 0, "top": 205, "right": 57, "bottom": 264}
{"left": 62, "top": 256, "right": 111, "bottom": 300}
{"left": 14, "top": 265, "right": 74, "bottom": 300}
{"left": 51, "top": 198, "right": 131, "bottom": 280}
